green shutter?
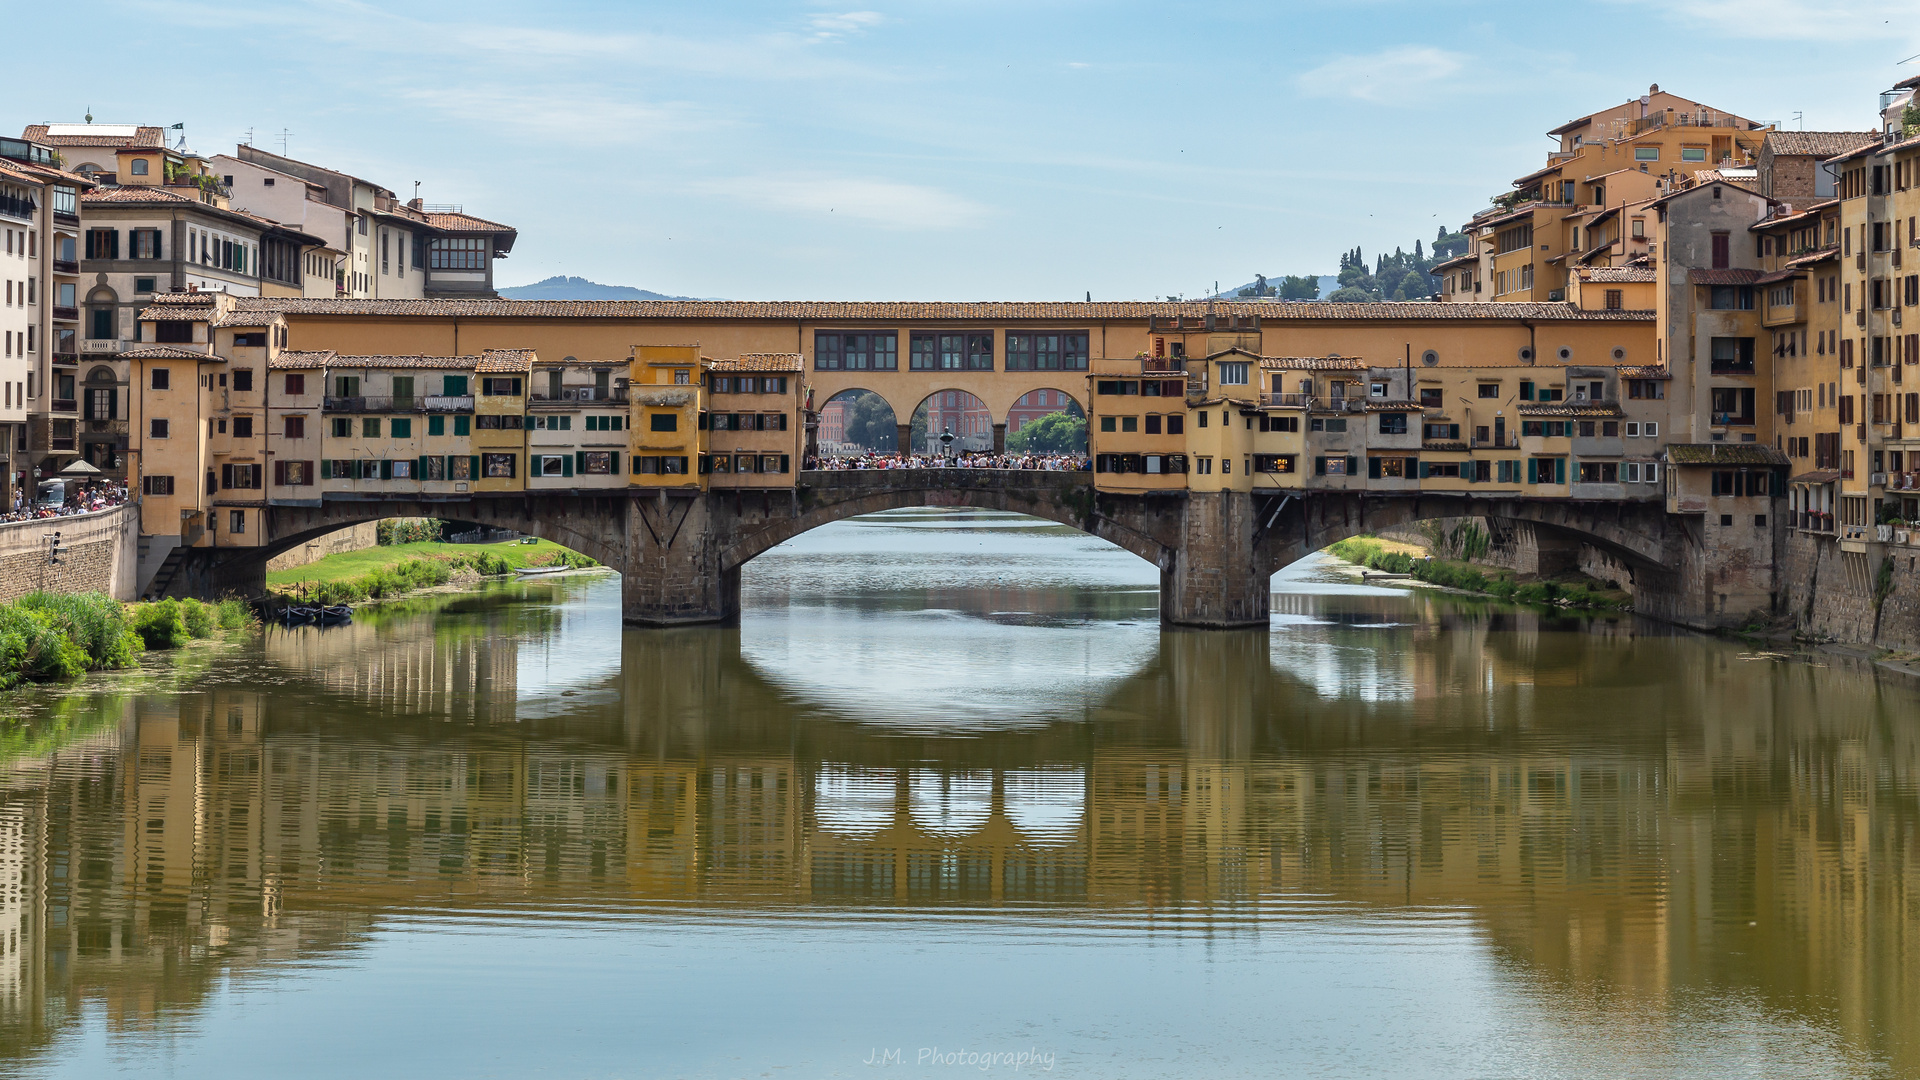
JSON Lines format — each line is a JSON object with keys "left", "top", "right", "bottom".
{"left": 511, "top": 378, "right": 522, "bottom": 395}
{"left": 609, "top": 452, "right": 620, "bottom": 474}
{"left": 524, "top": 415, "right": 534, "bottom": 430}
{"left": 1418, "top": 460, "right": 1429, "bottom": 479}
{"left": 319, "top": 459, "right": 331, "bottom": 479}
{"left": 1346, "top": 457, "right": 1358, "bottom": 477}
{"left": 1368, "top": 457, "right": 1382, "bottom": 480}
{"left": 562, "top": 416, "right": 572, "bottom": 430}
{"left": 418, "top": 455, "right": 428, "bottom": 478}
{"left": 380, "top": 459, "right": 392, "bottom": 480}
{"left": 454, "top": 415, "right": 469, "bottom": 436}
{"left": 470, "top": 455, "right": 480, "bottom": 480}
{"left": 562, "top": 454, "right": 573, "bottom": 478}
{"left": 428, "top": 415, "right": 444, "bottom": 436}
{"left": 444, "top": 375, "right": 467, "bottom": 395}
{"left": 1555, "top": 457, "right": 1566, "bottom": 484}
{"left": 575, "top": 451, "right": 585, "bottom": 474}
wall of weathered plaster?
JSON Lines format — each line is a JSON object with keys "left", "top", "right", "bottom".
{"left": 0, "top": 505, "right": 139, "bottom": 602}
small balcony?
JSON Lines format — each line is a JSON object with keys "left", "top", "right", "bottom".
{"left": 324, "top": 395, "right": 475, "bottom": 413}
{"left": 51, "top": 306, "right": 78, "bottom": 322}
{"left": 51, "top": 259, "right": 78, "bottom": 275}
{"left": 528, "top": 388, "right": 628, "bottom": 407}
{"left": 51, "top": 399, "right": 76, "bottom": 414}
{"left": 52, "top": 352, "right": 77, "bottom": 367}
{"left": 1796, "top": 512, "right": 1835, "bottom": 533}
{"left": 82, "top": 339, "right": 125, "bottom": 354}
{"left": 1260, "top": 393, "right": 1313, "bottom": 409}
{"left": 1711, "top": 412, "right": 1756, "bottom": 426}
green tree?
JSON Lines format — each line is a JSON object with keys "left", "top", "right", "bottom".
{"left": 1280, "top": 274, "right": 1319, "bottom": 300}
{"left": 834, "top": 391, "right": 899, "bottom": 452}
{"left": 1006, "top": 412, "right": 1088, "bottom": 454}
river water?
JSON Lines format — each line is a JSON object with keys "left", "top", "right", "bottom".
{"left": 0, "top": 509, "right": 1916, "bottom": 1079}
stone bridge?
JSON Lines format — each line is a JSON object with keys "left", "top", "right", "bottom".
{"left": 180, "top": 471, "right": 1714, "bottom": 628}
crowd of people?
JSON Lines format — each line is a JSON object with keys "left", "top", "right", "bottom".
{"left": 1, "top": 480, "right": 130, "bottom": 523}
{"left": 807, "top": 451, "right": 1089, "bottom": 472}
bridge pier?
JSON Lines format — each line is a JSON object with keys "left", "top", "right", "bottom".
{"left": 1159, "top": 491, "right": 1270, "bottom": 628}
{"left": 621, "top": 493, "right": 742, "bottom": 626}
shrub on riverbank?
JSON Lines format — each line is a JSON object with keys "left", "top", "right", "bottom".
{"left": 1326, "top": 536, "right": 1627, "bottom": 611}
{"left": 0, "top": 592, "right": 142, "bottom": 689}
{"left": 377, "top": 518, "right": 444, "bottom": 546}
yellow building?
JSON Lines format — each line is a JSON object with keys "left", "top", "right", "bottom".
{"left": 704, "top": 354, "right": 804, "bottom": 486}
{"left": 628, "top": 345, "right": 703, "bottom": 487}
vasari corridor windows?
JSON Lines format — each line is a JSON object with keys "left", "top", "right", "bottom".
{"left": 814, "top": 332, "right": 898, "bottom": 371}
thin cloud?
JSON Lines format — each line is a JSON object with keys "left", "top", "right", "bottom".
{"left": 1294, "top": 46, "right": 1467, "bottom": 104}
{"left": 698, "top": 173, "right": 988, "bottom": 230}
{"left": 808, "top": 11, "right": 885, "bottom": 41}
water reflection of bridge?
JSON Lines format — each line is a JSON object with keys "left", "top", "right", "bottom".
{"left": 0, "top": 597, "right": 1917, "bottom": 1070}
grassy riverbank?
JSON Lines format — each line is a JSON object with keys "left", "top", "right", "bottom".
{"left": 1326, "top": 536, "right": 1631, "bottom": 611}
{"left": 267, "top": 539, "right": 598, "bottom": 604}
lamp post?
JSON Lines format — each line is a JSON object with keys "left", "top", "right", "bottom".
{"left": 939, "top": 427, "right": 955, "bottom": 465}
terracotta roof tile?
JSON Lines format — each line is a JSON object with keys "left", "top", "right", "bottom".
{"left": 1666, "top": 443, "right": 1789, "bottom": 465}
{"left": 122, "top": 345, "right": 215, "bottom": 361}
{"left": 1256, "top": 355, "right": 1370, "bottom": 371}
{"left": 323, "top": 354, "right": 483, "bottom": 370}
{"left": 269, "top": 350, "right": 337, "bottom": 370}
{"left": 1688, "top": 268, "right": 1762, "bottom": 286}
{"left": 708, "top": 353, "right": 804, "bottom": 372}
{"left": 233, "top": 298, "right": 1656, "bottom": 323}
{"left": 145, "top": 292, "right": 219, "bottom": 305}
{"left": 1429, "top": 252, "right": 1478, "bottom": 273}
{"left": 22, "top": 124, "right": 166, "bottom": 149}
{"left": 1785, "top": 247, "right": 1838, "bottom": 269}
{"left": 1470, "top": 203, "right": 1543, "bottom": 231}
{"left": 1765, "top": 130, "right": 1878, "bottom": 158}
{"left": 137, "top": 305, "right": 212, "bottom": 321}
{"left": 1579, "top": 267, "right": 1654, "bottom": 283}
{"left": 1518, "top": 402, "right": 1625, "bottom": 418}
{"left": 1790, "top": 469, "right": 1842, "bottom": 484}
{"left": 1617, "top": 365, "right": 1672, "bottom": 380}
{"left": 212, "top": 311, "right": 281, "bottom": 328}
{"left": 81, "top": 186, "right": 204, "bottom": 206}
{"left": 475, "top": 349, "right": 535, "bottom": 372}
{"left": 425, "top": 211, "right": 515, "bottom": 233}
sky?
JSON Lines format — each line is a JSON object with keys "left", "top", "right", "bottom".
{"left": 13, "top": 0, "right": 1920, "bottom": 300}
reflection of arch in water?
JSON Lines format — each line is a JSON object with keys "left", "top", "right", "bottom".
{"left": 814, "top": 765, "right": 897, "bottom": 837}
{"left": 909, "top": 769, "right": 993, "bottom": 836}
{"left": 817, "top": 389, "right": 897, "bottom": 454}
{"left": 1004, "top": 767, "right": 1085, "bottom": 845}
{"left": 910, "top": 389, "right": 993, "bottom": 454}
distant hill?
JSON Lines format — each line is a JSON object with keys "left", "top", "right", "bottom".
{"left": 497, "top": 276, "right": 704, "bottom": 301}
{"left": 1212, "top": 275, "right": 1336, "bottom": 301}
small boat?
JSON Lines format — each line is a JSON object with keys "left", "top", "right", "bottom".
{"left": 514, "top": 565, "right": 570, "bottom": 577}
{"left": 318, "top": 605, "right": 353, "bottom": 623}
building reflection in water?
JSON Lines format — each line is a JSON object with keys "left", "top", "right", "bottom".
{"left": 0, "top": 575, "right": 1912, "bottom": 1072}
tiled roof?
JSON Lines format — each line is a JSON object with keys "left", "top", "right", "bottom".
{"left": 708, "top": 353, "right": 804, "bottom": 372}
{"left": 1688, "top": 268, "right": 1762, "bottom": 285}
{"left": 137, "top": 305, "right": 212, "bottom": 321}
{"left": 0, "top": 159, "right": 97, "bottom": 188}
{"left": 121, "top": 345, "right": 213, "bottom": 361}
{"left": 81, "top": 185, "right": 204, "bottom": 206}
{"left": 269, "top": 350, "right": 337, "bottom": 370}
{"left": 1256, "top": 355, "right": 1369, "bottom": 371}
{"left": 1766, "top": 131, "right": 1877, "bottom": 158}
{"left": 1429, "top": 252, "right": 1478, "bottom": 273}
{"left": 323, "top": 354, "right": 483, "bottom": 370}
{"left": 1755, "top": 268, "right": 1798, "bottom": 285}
{"left": 1579, "top": 267, "right": 1654, "bottom": 283}
{"left": 212, "top": 311, "right": 280, "bottom": 328}
{"left": 476, "top": 349, "right": 535, "bottom": 372}
{"left": 1518, "top": 402, "right": 1625, "bottom": 418}
{"left": 1785, "top": 247, "right": 1838, "bottom": 269}
{"left": 1470, "top": 204, "right": 1542, "bottom": 231}
{"left": 1691, "top": 169, "right": 1758, "bottom": 191}
{"left": 232, "top": 297, "right": 1656, "bottom": 323}
{"left": 22, "top": 124, "right": 166, "bottom": 148}
{"left": 1790, "top": 469, "right": 1842, "bottom": 484}
{"left": 1617, "top": 365, "right": 1672, "bottom": 380}
{"left": 426, "top": 211, "right": 515, "bottom": 234}
{"left": 1666, "top": 443, "right": 1789, "bottom": 466}
{"left": 1824, "top": 140, "right": 1884, "bottom": 166}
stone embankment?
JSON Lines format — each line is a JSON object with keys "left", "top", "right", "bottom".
{"left": 0, "top": 505, "right": 138, "bottom": 603}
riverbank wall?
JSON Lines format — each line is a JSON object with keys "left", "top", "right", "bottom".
{"left": 1780, "top": 532, "right": 1920, "bottom": 653}
{"left": 0, "top": 505, "right": 139, "bottom": 602}
{"left": 266, "top": 522, "right": 380, "bottom": 572}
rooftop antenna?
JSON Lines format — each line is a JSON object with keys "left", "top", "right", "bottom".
{"left": 414, "top": 181, "right": 421, "bottom": 202}
{"left": 244, "top": 127, "right": 255, "bottom": 146}
{"left": 1792, "top": 111, "right": 1803, "bottom": 130}
{"left": 277, "top": 129, "right": 293, "bottom": 155}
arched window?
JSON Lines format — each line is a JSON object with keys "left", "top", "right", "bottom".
{"left": 85, "top": 287, "right": 118, "bottom": 342}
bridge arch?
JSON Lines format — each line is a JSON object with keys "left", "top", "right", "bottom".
{"left": 716, "top": 471, "right": 1174, "bottom": 575}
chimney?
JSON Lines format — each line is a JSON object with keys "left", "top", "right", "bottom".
{"left": 408, "top": 197, "right": 423, "bottom": 210}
